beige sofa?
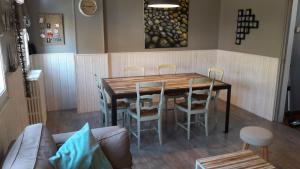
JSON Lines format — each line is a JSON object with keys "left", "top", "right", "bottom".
{"left": 1, "top": 124, "right": 132, "bottom": 169}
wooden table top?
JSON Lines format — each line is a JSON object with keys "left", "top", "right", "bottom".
{"left": 103, "top": 73, "right": 230, "bottom": 96}
{"left": 196, "top": 150, "right": 276, "bottom": 169}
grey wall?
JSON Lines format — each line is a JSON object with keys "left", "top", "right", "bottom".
{"left": 27, "top": 0, "right": 289, "bottom": 56}
{"left": 27, "top": 0, "right": 76, "bottom": 53}
{"left": 218, "top": 0, "right": 289, "bottom": 58}
{"left": 75, "top": 0, "right": 105, "bottom": 54}
{"left": 104, "top": 0, "right": 221, "bottom": 52}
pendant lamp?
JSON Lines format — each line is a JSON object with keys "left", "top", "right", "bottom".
{"left": 148, "top": 0, "right": 180, "bottom": 8}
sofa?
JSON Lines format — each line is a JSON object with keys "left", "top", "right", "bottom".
{"left": 1, "top": 124, "right": 132, "bottom": 169}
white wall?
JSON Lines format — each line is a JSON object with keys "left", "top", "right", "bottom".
{"left": 217, "top": 50, "right": 279, "bottom": 120}
{"left": 34, "top": 50, "right": 279, "bottom": 121}
{"left": 31, "top": 53, "right": 76, "bottom": 111}
{"left": 75, "top": 54, "right": 109, "bottom": 113}
{"left": 109, "top": 50, "right": 279, "bottom": 121}
{"left": 0, "top": 68, "right": 29, "bottom": 158}
{"left": 110, "top": 50, "right": 217, "bottom": 77}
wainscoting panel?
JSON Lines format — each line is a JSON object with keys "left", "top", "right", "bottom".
{"left": 217, "top": 50, "right": 279, "bottom": 121}
{"left": 30, "top": 50, "right": 280, "bottom": 121}
{"left": 31, "top": 53, "right": 76, "bottom": 111}
{"left": 110, "top": 50, "right": 218, "bottom": 77}
{"left": 75, "top": 54, "right": 109, "bottom": 113}
{"left": 0, "top": 68, "right": 29, "bottom": 156}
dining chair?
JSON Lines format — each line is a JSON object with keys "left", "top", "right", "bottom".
{"left": 124, "top": 66, "right": 145, "bottom": 77}
{"left": 175, "top": 78, "right": 215, "bottom": 140}
{"left": 158, "top": 64, "right": 176, "bottom": 75}
{"left": 191, "top": 68, "right": 224, "bottom": 119}
{"left": 127, "top": 81, "right": 165, "bottom": 150}
{"left": 157, "top": 64, "right": 184, "bottom": 124}
{"left": 94, "top": 74, "right": 129, "bottom": 127}
{"left": 208, "top": 67, "right": 224, "bottom": 100}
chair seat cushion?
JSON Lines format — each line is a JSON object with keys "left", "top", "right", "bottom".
{"left": 240, "top": 126, "right": 274, "bottom": 146}
{"left": 166, "top": 93, "right": 186, "bottom": 99}
{"left": 108, "top": 101, "right": 129, "bottom": 110}
{"left": 176, "top": 102, "right": 205, "bottom": 111}
{"left": 130, "top": 108, "right": 158, "bottom": 117}
{"left": 192, "top": 94, "right": 208, "bottom": 101}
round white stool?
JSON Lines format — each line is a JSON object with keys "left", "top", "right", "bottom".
{"left": 240, "top": 126, "right": 274, "bottom": 161}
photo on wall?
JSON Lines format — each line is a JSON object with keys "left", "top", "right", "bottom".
{"left": 144, "top": 0, "right": 189, "bottom": 49}
{"left": 39, "top": 13, "right": 65, "bottom": 45}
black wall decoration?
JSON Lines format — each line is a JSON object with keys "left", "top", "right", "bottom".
{"left": 235, "top": 9, "right": 259, "bottom": 45}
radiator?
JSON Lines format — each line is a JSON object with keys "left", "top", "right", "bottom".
{"left": 26, "top": 70, "right": 47, "bottom": 124}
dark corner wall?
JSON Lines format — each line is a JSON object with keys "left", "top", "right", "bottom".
{"left": 289, "top": 1, "right": 300, "bottom": 111}
{"left": 27, "top": 0, "right": 290, "bottom": 57}
{"left": 218, "top": 0, "right": 289, "bottom": 58}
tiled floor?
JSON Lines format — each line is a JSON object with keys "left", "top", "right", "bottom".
{"left": 47, "top": 100, "right": 300, "bottom": 169}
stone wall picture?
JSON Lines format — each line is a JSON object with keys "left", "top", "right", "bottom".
{"left": 144, "top": 0, "right": 189, "bottom": 49}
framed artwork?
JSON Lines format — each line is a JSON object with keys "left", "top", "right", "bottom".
{"left": 39, "top": 13, "right": 65, "bottom": 45}
{"left": 144, "top": 0, "right": 189, "bottom": 49}
{"left": 235, "top": 9, "right": 260, "bottom": 45}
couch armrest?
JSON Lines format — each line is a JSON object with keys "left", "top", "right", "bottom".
{"left": 52, "top": 126, "right": 132, "bottom": 169}
{"left": 52, "top": 126, "right": 121, "bottom": 146}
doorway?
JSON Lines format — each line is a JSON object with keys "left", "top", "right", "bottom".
{"left": 276, "top": 0, "right": 300, "bottom": 130}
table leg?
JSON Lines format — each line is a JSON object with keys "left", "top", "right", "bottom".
{"left": 111, "top": 96, "right": 118, "bottom": 126}
{"left": 225, "top": 86, "right": 231, "bottom": 133}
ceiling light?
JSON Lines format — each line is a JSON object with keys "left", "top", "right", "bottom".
{"left": 148, "top": 0, "right": 180, "bottom": 8}
{"left": 15, "top": 0, "right": 24, "bottom": 4}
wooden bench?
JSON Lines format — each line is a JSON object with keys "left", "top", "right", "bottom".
{"left": 195, "top": 150, "right": 276, "bottom": 169}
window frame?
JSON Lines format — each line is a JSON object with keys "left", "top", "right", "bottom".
{"left": 0, "top": 40, "right": 8, "bottom": 110}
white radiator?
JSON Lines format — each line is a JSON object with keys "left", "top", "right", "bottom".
{"left": 26, "top": 70, "right": 47, "bottom": 124}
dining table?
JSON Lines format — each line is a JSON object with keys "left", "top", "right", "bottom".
{"left": 102, "top": 73, "right": 232, "bottom": 133}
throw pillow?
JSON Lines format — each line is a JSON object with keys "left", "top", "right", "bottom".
{"left": 49, "top": 123, "right": 98, "bottom": 169}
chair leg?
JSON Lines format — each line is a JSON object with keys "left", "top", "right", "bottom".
{"left": 205, "top": 113, "right": 208, "bottom": 136}
{"left": 122, "top": 112, "right": 125, "bottom": 127}
{"left": 128, "top": 115, "right": 132, "bottom": 135}
{"left": 158, "top": 118, "right": 162, "bottom": 145}
{"left": 100, "top": 113, "right": 104, "bottom": 127}
{"left": 174, "top": 108, "right": 178, "bottom": 130}
{"left": 165, "top": 97, "right": 168, "bottom": 125}
{"left": 104, "top": 113, "right": 108, "bottom": 127}
{"left": 187, "top": 113, "right": 191, "bottom": 140}
{"left": 213, "top": 99, "right": 219, "bottom": 124}
{"left": 261, "top": 146, "right": 269, "bottom": 161}
{"left": 137, "top": 120, "right": 141, "bottom": 151}
{"left": 242, "top": 143, "right": 250, "bottom": 150}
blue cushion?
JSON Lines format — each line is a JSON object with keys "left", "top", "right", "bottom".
{"left": 49, "top": 123, "right": 99, "bottom": 169}
{"left": 90, "top": 147, "right": 113, "bottom": 169}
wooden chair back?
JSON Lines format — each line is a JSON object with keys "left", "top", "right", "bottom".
{"left": 94, "top": 74, "right": 109, "bottom": 113}
{"left": 124, "top": 66, "right": 145, "bottom": 77}
{"left": 187, "top": 77, "right": 215, "bottom": 111}
{"left": 135, "top": 81, "right": 165, "bottom": 118}
{"left": 208, "top": 67, "right": 224, "bottom": 81}
{"left": 157, "top": 64, "right": 177, "bottom": 75}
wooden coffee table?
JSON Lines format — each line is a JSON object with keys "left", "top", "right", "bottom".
{"left": 195, "top": 150, "right": 276, "bottom": 169}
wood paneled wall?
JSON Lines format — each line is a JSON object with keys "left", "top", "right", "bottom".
{"left": 217, "top": 50, "right": 279, "bottom": 121}
{"left": 110, "top": 50, "right": 218, "bottom": 77}
{"left": 32, "top": 50, "right": 279, "bottom": 121}
{"left": 75, "top": 54, "right": 109, "bottom": 113}
{"left": 0, "top": 68, "right": 28, "bottom": 157}
{"left": 31, "top": 53, "right": 76, "bottom": 111}
{"left": 110, "top": 50, "right": 279, "bottom": 121}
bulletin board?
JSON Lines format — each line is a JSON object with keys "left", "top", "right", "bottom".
{"left": 39, "top": 13, "right": 65, "bottom": 45}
